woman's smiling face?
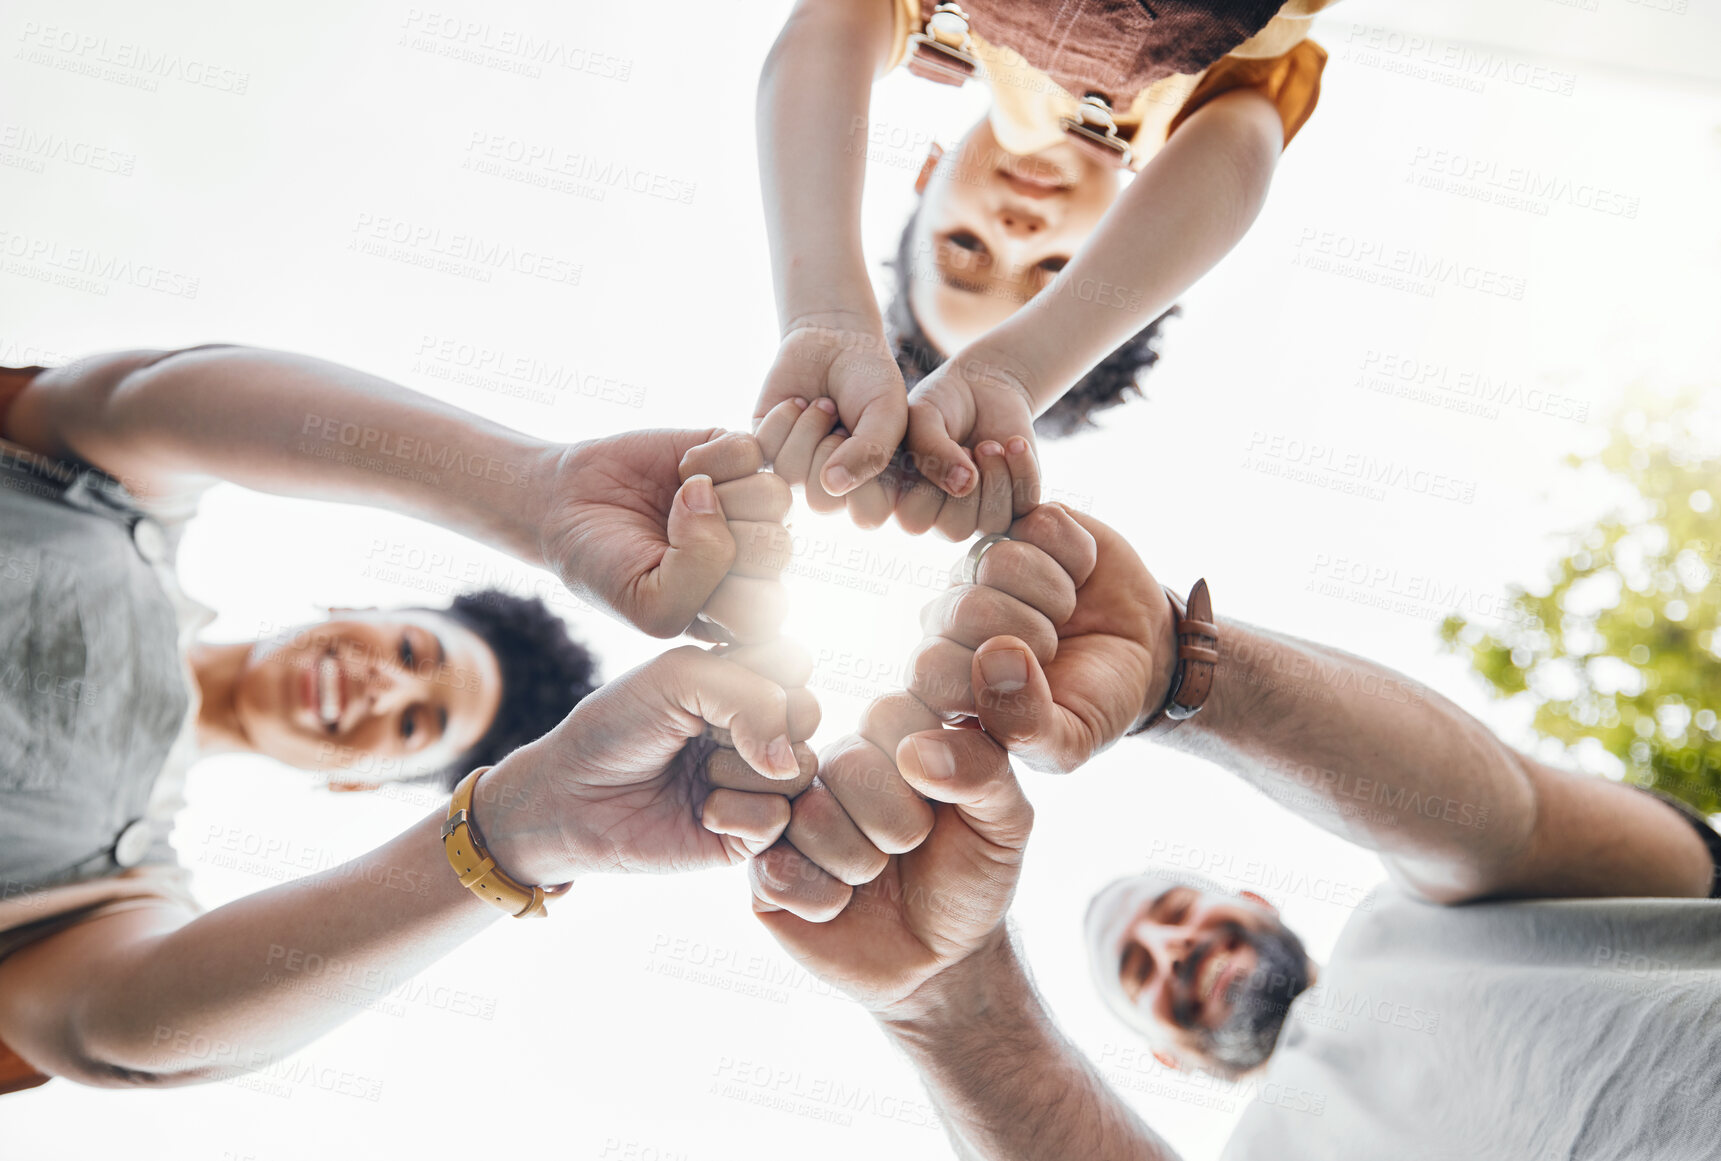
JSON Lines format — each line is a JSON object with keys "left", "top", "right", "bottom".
{"left": 232, "top": 609, "right": 502, "bottom": 783}
{"left": 907, "top": 117, "right": 1123, "bottom": 355}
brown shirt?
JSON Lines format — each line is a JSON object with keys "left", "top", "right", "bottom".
{"left": 888, "top": 0, "right": 1338, "bottom": 168}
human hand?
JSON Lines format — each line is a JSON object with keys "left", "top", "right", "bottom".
{"left": 747, "top": 701, "right": 1032, "bottom": 1021}
{"left": 482, "top": 639, "right": 819, "bottom": 881}
{"left": 906, "top": 503, "right": 1096, "bottom": 720}
{"left": 923, "top": 505, "right": 1176, "bottom": 773}
{"left": 538, "top": 429, "right": 791, "bottom": 642}
{"left": 754, "top": 314, "right": 908, "bottom": 525}
{"left": 895, "top": 349, "right": 1043, "bottom": 540}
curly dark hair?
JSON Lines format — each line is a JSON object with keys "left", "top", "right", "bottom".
{"left": 885, "top": 206, "right": 1179, "bottom": 437}
{"left": 415, "top": 589, "right": 600, "bottom": 789}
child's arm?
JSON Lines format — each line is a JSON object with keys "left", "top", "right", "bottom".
{"left": 903, "top": 88, "right": 1286, "bottom": 498}
{"left": 754, "top": 0, "right": 907, "bottom": 509}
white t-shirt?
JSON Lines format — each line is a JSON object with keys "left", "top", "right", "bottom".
{"left": 1223, "top": 882, "right": 1721, "bottom": 1161}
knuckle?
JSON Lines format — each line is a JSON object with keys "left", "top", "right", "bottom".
{"left": 757, "top": 683, "right": 789, "bottom": 721}
{"left": 820, "top": 736, "right": 875, "bottom": 780}
{"left": 762, "top": 476, "right": 793, "bottom": 514}
{"left": 860, "top": 692, "right": 938, "bottom": 737}
{"left": 758, "top": 795, "right": 793, "bottom": 831}
{"left": 753, "top": 861, "right": 823, "bottom": 909}
{"left": 847, "top": 846, "right": 889, "bottom": 885}
{"left": 663, "top": 644, "right": 705, "bottom": 668}
{"left": 907, "top": 645, "right": 960, "bottom": 704}
{"left": 832, "top": 751, "right": 901, "bottom": 802}
{"left": 875, "top": 803, "right": 936, "bottom": 854}
{"left": 798, "top": 889, "right": 853, "bottom": 924}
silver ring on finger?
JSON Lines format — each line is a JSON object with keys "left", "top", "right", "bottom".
{"left": 959, "top": 532, "right": 1011, "bottom": 585}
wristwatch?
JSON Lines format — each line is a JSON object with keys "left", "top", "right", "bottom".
{"left": 1130, "top": 579, "right": 1218, "bottom": 738}
{"left": 442, "top": 766, "right": 572, "bottom": 919}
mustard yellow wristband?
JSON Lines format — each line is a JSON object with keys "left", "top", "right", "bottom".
{"left": 442, "top": 766, "right": 572, "bottom": 919}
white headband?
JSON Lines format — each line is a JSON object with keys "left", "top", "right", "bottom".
{"left": 1083, "top": 868, "right": 1232, "bottom": 1041}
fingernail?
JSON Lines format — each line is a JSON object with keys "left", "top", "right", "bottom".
{"left": 977, "top": 441, "right": 1003, "bottom": 458}
{"left": 823, "top": 464, "right": 853, "bottom": 493}
{"left": 1007, "top": 437, "right": 1029, "bottom": 455}
{"left": 813, "top": 398, "right": 837, "bottom": 415}
{"left": 979, "top": 649, "right": 1029, "bottom": 692}
{"left": 947, "top": 465, "right": 972, "bottom": 492}
{"left": 766, "top": 735, "right": 797, "bottom": 776}
{"left": 684, "top": 474, "right": 718, "bottom": 515}
{"left": 792, "top": 398, "right": 810, "bottom": 410}
{"left": 910, "top": 736, "right": 956, "bottom": 780}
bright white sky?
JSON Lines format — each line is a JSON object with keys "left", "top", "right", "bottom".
{"left": 4, "top": 1, "right": 1720, "bottom": 1158}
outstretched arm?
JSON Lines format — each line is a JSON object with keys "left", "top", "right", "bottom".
{"left": 0, "top": 644, "right": 815, "bottom": 1087}
{"left": 903, "top": 88, "right": 1285, "bottom": 497}
{"left": 744, "top": 693, "right": 1176, "bottom": 1161}
{"left": 882, "top": 935, "right": 1178, "bottom": 1161}
{"left": 5, "top": 347, "right": 791, "bottom": 640}
{"left": 7, "top": 346, "right": 557, "bottom": 561}
{"left": 1002, "top": 90, "right": 1284, "bottom": 404}
{"left": 754, "top": 0, "right": 909, "bottom": 505}
{"left": 935, "top": 506, "right": 1715, "bottom": 904}
{"left": 1164, "top": 619, "right": 1716, "bottom": 904}
{"left": 758, "top": 0, "right": 894, "bottom": 344}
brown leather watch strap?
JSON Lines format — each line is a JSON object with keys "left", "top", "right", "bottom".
{"left": 1131, "top": 579, "right": 1218, "bottom": 738}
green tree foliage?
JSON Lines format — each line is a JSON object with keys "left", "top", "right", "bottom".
{"left": 1440, "top": 394, "right": 1721, "bottom": 814}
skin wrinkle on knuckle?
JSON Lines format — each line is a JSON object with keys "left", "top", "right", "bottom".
{"left": 788, "top": 799, "right": 882, "bottom": 886}
{"left": 909, "top": 645, "right": 972, "bottom": 712}
{"left": 828, "top": 766, "right": 922, "bottom": 850}
{"left": 751, "top": 853, "right": 796, "bottom": 897}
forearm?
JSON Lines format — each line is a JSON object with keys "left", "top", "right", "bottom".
{"left": 6, "top": 760, "right": 567, "bottom": 1086}
{"left": 880, "top": 934, "right": 1178, "bottom": 1161}
{"left": 1160, "top": 618, "right": 1539, "bottom": 901}
{"left": 10, "top": 346, "right": 557, "bottom": 565}
{"left": 983, "top": 89, "right": 1283, "bottom": 410}
{"left": 757, "top": 0, "right": 894, "bottom": 332}
{"left": 20, "top": 812, "right": 492, "bottom": 1085}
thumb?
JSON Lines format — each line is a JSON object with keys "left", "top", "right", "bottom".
{"left": 894, "top": 727, "right": 1032, "bottom": 852}
{"left": 970, "top": 636, "right": 1092, "bottom": 775}
{"left": 822, "top": 393, "right": 906, "bottom": 496}
{"left": 906, "top": 399, "right": 977, "bottom": 498}
{"left": 635, "top": 474, "right": 736, "bottom": 638}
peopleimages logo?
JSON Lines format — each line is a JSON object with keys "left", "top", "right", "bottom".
{"left": 1292, "top": 228, "right": 1527, "bottom": 301}
{"left": 298, "top": 412, "right": 534, "bottom": 488}
{"left": 0, "top": 229, "right": 200, "bottom": 299}
{"left": 15, "top": 21, "right": 251, "bottom": 94}
{"left": 399, "top": 9, "right": 633, "bottom": 81}
{"left": 0, "top": 122, "right": 137, "bottom": 175}
{"left": 412, "top": 334, "right": 646, "bottom": 409}
{"left": 463, "top": 132, "right": 697, "bottom": 205}
{"left": 1406, "top": 147, "right": 1640, "bottom": 219}
{"left": 1243, "top": 431, "right": 1478, "bottom": 504}
{"left": 348, "top": 212, "right": 582, "bottom": 287}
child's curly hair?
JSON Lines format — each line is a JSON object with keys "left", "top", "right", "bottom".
{"left": 885, "top": 207, "right": 1178, "bottom": 437}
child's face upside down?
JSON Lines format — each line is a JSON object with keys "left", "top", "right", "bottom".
{"left": 908, "top": 117, "right": 1122, "bottom": 356}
